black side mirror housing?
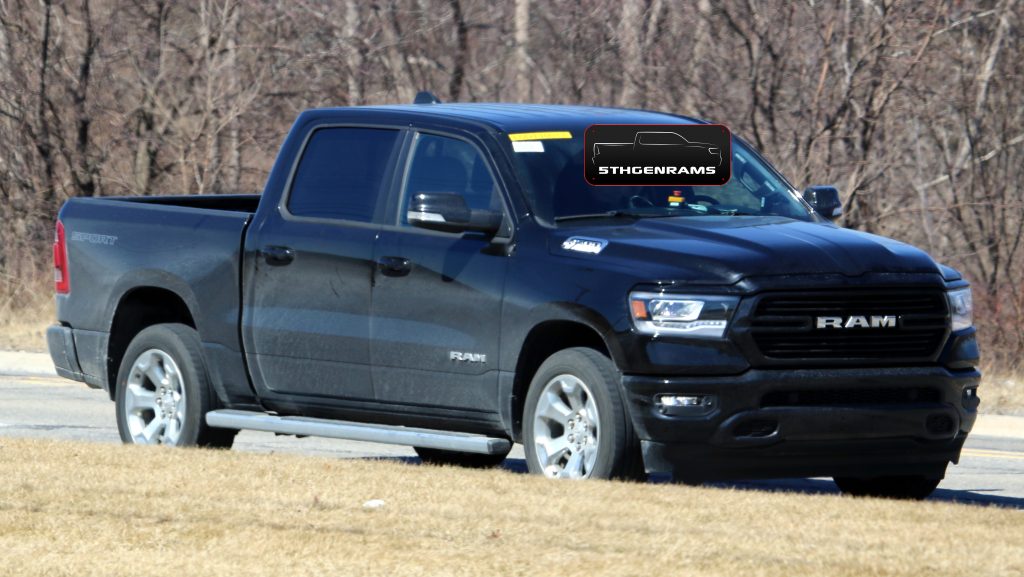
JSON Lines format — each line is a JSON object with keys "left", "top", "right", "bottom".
{"left": 803, "top": 185, "right": 843, "bottom": 221}
{"left": 407, "top": 192, "right": 502, "bottom": 235}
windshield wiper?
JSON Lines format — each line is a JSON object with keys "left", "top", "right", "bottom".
{"left": 712, "top": 208, "right": 761, "bottom": 216}
{"left": 554, "top": 208, "right": 706, "bottom": 222}
{"left": 554, "top": 211, "right": 640, "bottom": 222}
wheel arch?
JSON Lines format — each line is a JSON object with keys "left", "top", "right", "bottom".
{"left": 105, "top": 285, "right": 197, "bottom": 400}
{"left": 508, "top": 314, "right": 622, "bottom": 441}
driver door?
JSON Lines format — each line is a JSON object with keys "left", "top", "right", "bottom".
{"left": 370, "top": 131, "right": 509, "bottom": 415}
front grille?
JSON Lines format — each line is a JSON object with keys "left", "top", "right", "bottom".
{"left": 762, "top": 387, "right": 941, "bottom": 407}
{"left": 749, "top": 289, "right": 948, "bottom": 361}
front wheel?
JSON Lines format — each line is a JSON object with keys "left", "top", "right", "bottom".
{"left": 523, "top": 348, "right": 644, "bottom": 480}
{"left": 833, "top": 475, "right": 941, "bottom": 500}
{"left": 114, "top": 323, "right": 236, "bottom": 448}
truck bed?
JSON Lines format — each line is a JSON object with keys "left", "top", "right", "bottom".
{"left": 54, "top": 195, "right": 256, "bottom": 392}
{"left": 117, "top": 193, "right": 261, "bottom": 212}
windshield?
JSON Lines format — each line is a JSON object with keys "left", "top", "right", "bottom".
{"left": 509, "top": 135, "right": 813, "bottom": 223}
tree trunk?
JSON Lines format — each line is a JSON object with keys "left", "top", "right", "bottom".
{"left": 513, "top": 0, "right": 530, "bottom": 101}
{"left": 225, "top": 3, "right": 241, "bottom": 191}
{"left": 617, "top": 0, "right": 642, "bottom": 107}
{"left": 343, "top": 0, "right": 363, "bottom": 105}
{"left": 448, "top": 0, "right": 468, "bottom": 101}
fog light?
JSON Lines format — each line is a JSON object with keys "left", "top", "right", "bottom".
{"left": 655, "top": 395, "right": 717, "bottom": 417}
{"left": 962, "top": 386, "right": 980, "bottom": 410}
{"left": 658, "top": 395, "right": 705, "bottom": 407}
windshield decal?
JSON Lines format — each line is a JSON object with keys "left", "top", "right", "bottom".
{"left": 512, "top": 141, "right": 545, "bottom": 153}
{"left": 509, "top": 131, "right": 572, "bottom": 141}
{"left": 585, "top": 124, "right": 732, "bottom": 187}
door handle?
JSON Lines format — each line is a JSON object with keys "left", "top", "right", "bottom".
{"left": 260, "top": 245, "right": 295, "bottom": 266}
{"left": 377, "top": 256, "right": 412, "bottom": 277}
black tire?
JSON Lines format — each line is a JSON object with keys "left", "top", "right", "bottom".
{"left": 522, "top": 347, "right": 644, "bottom": 480}
{"left": 414, "top": 446, "right": 510, "bottom": 468}
{"left": 833, "top": 475, "right": 941, "bottom": 500}
{"left": 114, "top": 323, "right": 236, "bottom": 448}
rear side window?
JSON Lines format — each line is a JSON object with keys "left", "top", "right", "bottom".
{"left": 638, "top": 132, "right": 684, "bottom": 145}
{"left": 287, "top": 127, "right": 400, "bottom": 222}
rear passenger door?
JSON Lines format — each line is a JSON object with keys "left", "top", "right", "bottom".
{"left": 370, "top": 131, "right": 510, "bottom": 415}
{"left": 243, "top": 125, "right": 405, "bottom": 404}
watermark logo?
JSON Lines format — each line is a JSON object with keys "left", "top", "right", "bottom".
{"left": 585, "top": 124, "right": 731, "bottom": 186}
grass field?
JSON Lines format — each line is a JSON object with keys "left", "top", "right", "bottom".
{"left": 0, "top": 438, "right": 1021, "bottom": 577}
{"left": 0, "top": 287, "right": 50, "bottom": 353}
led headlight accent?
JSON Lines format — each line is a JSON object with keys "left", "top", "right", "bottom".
{"left": 946, "top": 287, "right": 973, "bottom": 332}
{"left": 629, "top": 292, "right": 739, "bottom": 338}
{"left": 650, "top": 299, "right": 703, "bottom": 322}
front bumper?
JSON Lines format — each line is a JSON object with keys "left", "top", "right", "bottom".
{"left": 623, "top": 365, "right": 980, "bottom": 482}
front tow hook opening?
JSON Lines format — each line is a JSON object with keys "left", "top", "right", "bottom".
{"left": 925, "top": 413, "right": 956, "bottom": 436}
{"left": 733, "top": 419, "right": 780, "bottom": 439}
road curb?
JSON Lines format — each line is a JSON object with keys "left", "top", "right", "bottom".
{"left": 971, "top": 414, "right": 1024, "bottom": 441}
{"left": 0, "top": 350, "right": 56, "bottom": 377}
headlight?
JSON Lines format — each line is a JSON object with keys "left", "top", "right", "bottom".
{"left": 629, "top": 292, "right": 738, "bottom": 338}
{"left": 946, "top": 288, "right": 973, "bottom": 331}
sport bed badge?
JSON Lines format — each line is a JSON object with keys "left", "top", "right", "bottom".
{"left": 561, "top": 237, "right": 608, "bottom": 254}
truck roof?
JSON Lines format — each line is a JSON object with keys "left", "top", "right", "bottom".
{"left": 313, "top": 103, "right": 706, "bottom": 134}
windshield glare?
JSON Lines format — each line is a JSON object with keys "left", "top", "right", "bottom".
{"left": 510, "top": 136, "right": 812, "bottom": 223}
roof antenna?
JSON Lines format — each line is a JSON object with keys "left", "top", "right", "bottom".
{"left": 414, "top": 91, "right": 442, "bottom": 104}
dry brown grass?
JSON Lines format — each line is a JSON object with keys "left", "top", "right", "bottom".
{"left": 0, "top": 304, "right": 50, "bottom": 352}
{"left": 981, "top": 373, "right": 1024, "bottom": 416}
{"left": 0, "top": 275, "right": 51, "bottom": 353}
{"left": 0, "top": 438, "right": 1022, "bottom": 577}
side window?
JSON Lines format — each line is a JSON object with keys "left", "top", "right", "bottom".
{"left": 288, "top": 127, "right": 400, "bottom": 222}
{"left": 401, "top": 133, "right": 500, "bottom": 222}
{"left": 638, "top": 132, "right": 684, "bottom": 145}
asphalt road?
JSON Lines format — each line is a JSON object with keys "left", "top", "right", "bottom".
{"left": 2, "top": 372, "right": 1023, "bottom": 508}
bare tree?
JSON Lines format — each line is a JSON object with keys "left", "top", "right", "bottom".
{"left": 513, "top": 0, "right": 530, "bottom": 101}
{"left": 0, "top": 0, "right": 1021, "bottom": 372}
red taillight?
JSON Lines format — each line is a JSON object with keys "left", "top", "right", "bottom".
{"left": 54, "top": 220, "right": 70, "bottom": 294}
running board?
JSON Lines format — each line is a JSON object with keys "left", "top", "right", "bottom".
{"left": 205, "top": 410, "right": 511, "bottom": 455}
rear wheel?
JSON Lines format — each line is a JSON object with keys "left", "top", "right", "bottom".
{"left": 115, "top": 323, "right": 236, "bottom": 448}
{"left": 833, "top": 475, "right": 941, "bottom": 500}
{"left": 414, "top": 447, "right": 510, "bottom": 468}
{"left": 523, "top": 348, "right": 644, "bottom": 480}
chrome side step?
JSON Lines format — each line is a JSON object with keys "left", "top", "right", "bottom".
{"left": 205, "top": 410, "right": 512, "bottom": 455}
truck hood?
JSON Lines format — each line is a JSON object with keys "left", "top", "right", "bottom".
{"left": 548, "top": 216, "right": 942, "bottom": 285}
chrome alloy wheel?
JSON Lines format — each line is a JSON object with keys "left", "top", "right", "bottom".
{"left": 531, "top": 374, "right": 600, "bottom": 478}
{"left": 123, "top": 349, "right": 187, "bottom": 445}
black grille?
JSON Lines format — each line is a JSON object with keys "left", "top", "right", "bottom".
{"left": 762, "top": 387, "right": 941, "bottom": 407}
{"left": 749, "top": 289, "right": 948, "bottom": 361}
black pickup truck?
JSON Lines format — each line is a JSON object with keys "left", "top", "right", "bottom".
{"left": 48, "top": 100, "right": 981, "bottom": 498}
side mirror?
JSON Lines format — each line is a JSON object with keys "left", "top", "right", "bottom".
{"left": 802, "top": 185, "right": 843, "bottom": 221}
{"left": 407, "top": 192, "right": 502, "bottom": 235}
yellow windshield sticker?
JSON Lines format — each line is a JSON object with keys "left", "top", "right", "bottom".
{"left": 508, "top": 131, "right": 572, "bottom": 141}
